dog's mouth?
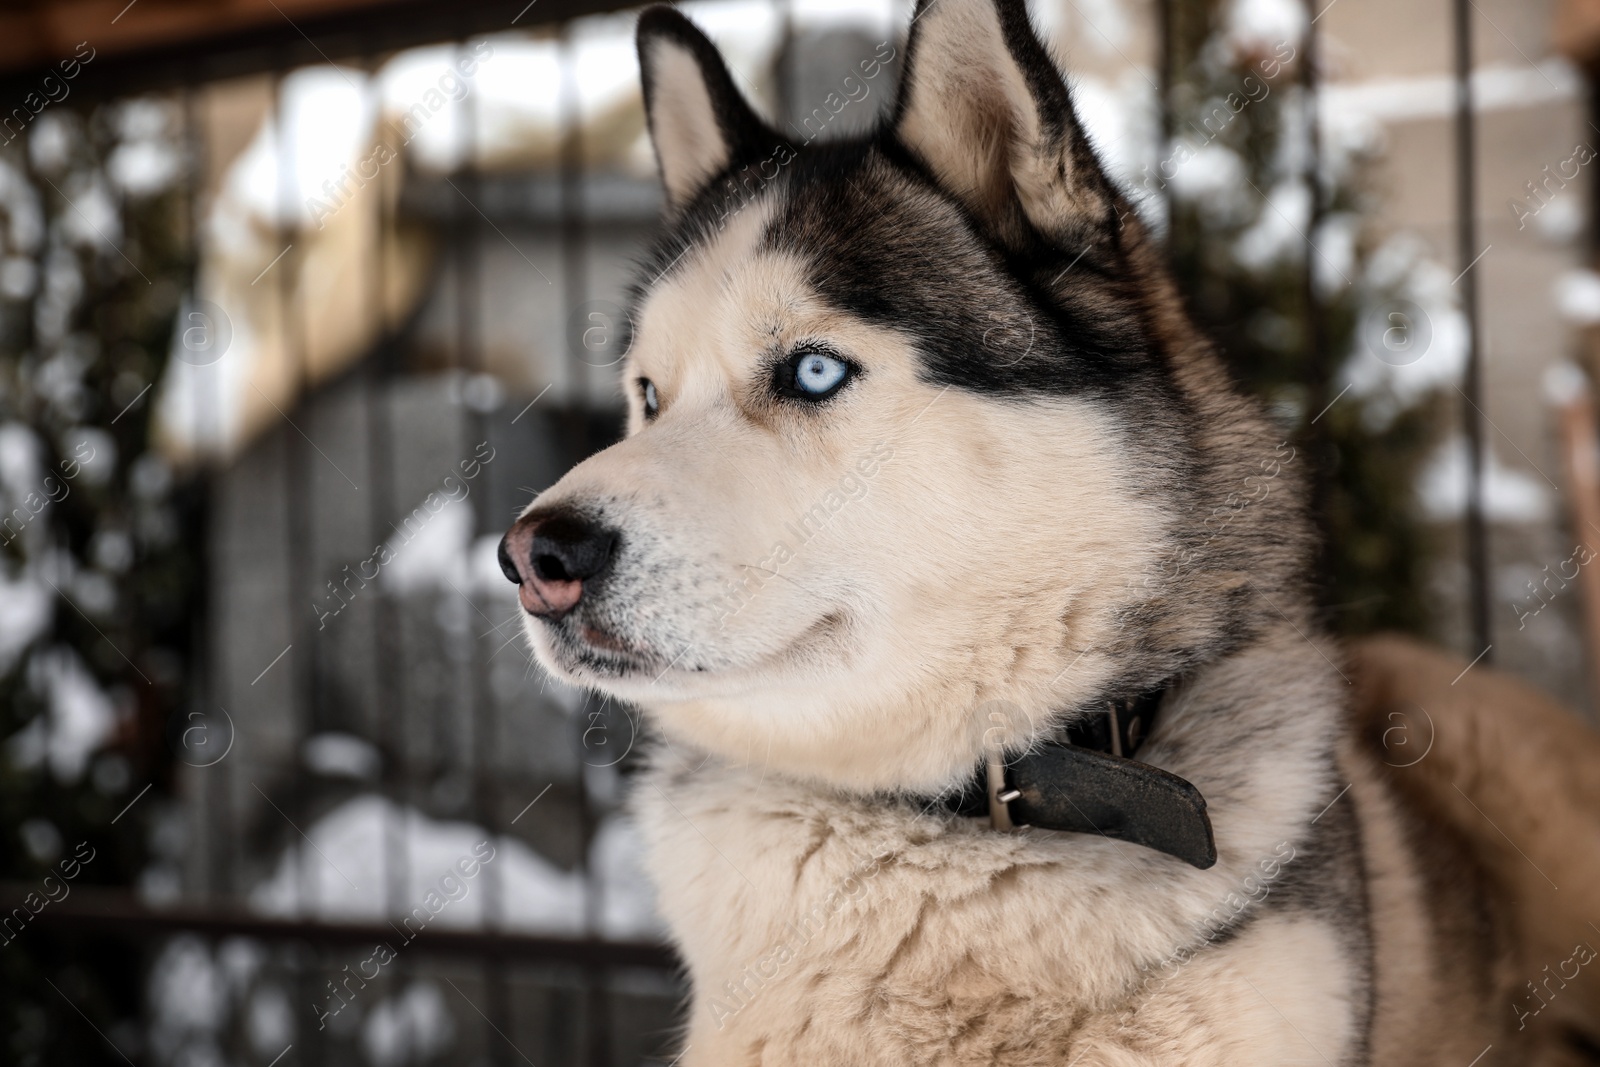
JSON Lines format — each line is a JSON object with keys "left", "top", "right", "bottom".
{"left": 539, "top": 615, "right": 660, "bottom": 679}
{"left": 578, "top": 622, "right": 632, "bottom": 655}
{"left": 531, "top": 601, "right": 852, "bottom": 695}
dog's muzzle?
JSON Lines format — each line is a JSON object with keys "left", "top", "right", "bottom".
{"left": 499, "top": 507, "right": 620, "bottom": 621}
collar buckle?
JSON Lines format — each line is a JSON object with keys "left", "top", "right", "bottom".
{"left": 986, "top": 756, "right": 1022, "bottom": 831}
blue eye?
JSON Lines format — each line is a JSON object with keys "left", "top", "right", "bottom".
{"left": 639, "top": 377, "right": 659, "bottom": 419}
{"left": 783, "top": 350, "right": 854, "bottom": 400}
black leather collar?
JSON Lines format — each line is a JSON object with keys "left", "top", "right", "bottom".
{"left": 934, "top": 686, "right": 1217, "bottom": 869}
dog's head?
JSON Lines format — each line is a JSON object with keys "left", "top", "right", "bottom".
{"left": 501, "top": 0, "right": 1307, "bottom": 792}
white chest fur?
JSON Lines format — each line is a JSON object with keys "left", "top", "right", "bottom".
{"left": 632, "top": 636, "right": 1360, "bottom": 1065}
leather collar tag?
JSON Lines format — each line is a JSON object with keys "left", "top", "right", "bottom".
{"left": 998, "top": 744, "right": 1217, "bottom": 869}
{"left": 936, "top": 687, "right": 1217, "bottom": 869}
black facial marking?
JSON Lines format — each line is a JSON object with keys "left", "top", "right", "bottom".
{"left": 760, "top": 142, "right": 1169, "bottom": 406}
{"left": 628, "top": 131, "right": 1186, "bottom": 416}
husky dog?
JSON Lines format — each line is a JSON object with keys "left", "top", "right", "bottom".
{"left": 498, "top": 1, "right": 1566, "bottom": 1061}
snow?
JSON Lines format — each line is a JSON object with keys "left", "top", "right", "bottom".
{"left": 1556, "top": 268, "right": 1600, "bottom": 325}
{"left": 303, "top": 731, "right": 382, "bottom": 780}
{"left": 1232, "top": 179, "right": 1309, "bottom": 271}
{"left": 181, "top": 5, "right": 781, "bottom": 241}
{"left": 380, "top": 495, "right": 476, "bottom": 595}
{"left": 91, "top": 528, "right": 134, "bottom": 573}
{"left": 34, "top": 245, "right": 83, "bottom": 349}
{"left": 397, "top": 33, "right": 636, "bottom": 172}
{"left": 0, "top": 255, "right": 37, "bottom": 299}
{"left": 1339, "top": 234, "right": 1468, "bottom": 422}
{"left": 1058, "top": 0, "right": 1131, "bottom": 54}
{"left": 0, "top": 158, "right": 44, "bottom": 254}
{"left": 457, "top": 371, "right": 505, "bottom": 413}
{"left": 71, "top": 569, "right": 117, "bottom": 617}
{"left": 361, "top": 982, "right": 455, "bottom": 1067}
{"left": 1169, "top": 142, "right": 1247, "bottom": 208}
{"left": 1543, "top": 361, "right": 1587, "bottom": 407}
{"left": 147, "top": 936, "right": 229, "bottom": 1065}
{"left": 129, "top": 452, "right": 174, "bottom": 500}
{"left": 591, "top": 814, "right": 663, "bottom": 937}
{"left": 7, "top": 645, "right": 118, "bottom": 782}
{"left": 792, "top": 0, "right": 904, "bottom": 31}
{"left": 1416, "top": 434, "right": 1553, "bottom": 523}
{"left": 108, "top": 100, "right": 182, "bottom": 198}
{"left": 217, "top": 935, "right": 266, "bottom": 995}
{"left": 27, "top": 112, "right": 73, "bottom": 175}
{"left": 1534, "top": 193, "right": 1586, "bottom": 244}
{"left": 245, "top": 983, "right": 295, "bottom": 1058}
{"left": 33, "top": 346, "right": 92, "bottom": 421}
{"left": 152, "top": 295, "right": 255, "bottom": 457}
{"left": 1321, "top": 61, "right": 1580, "bottom": 126}
{"left": 1070, "top": 72, "right": 1160, "bottom": 194}
{"left": 20, "top": 817, "right": 63, "bottom": 863}
{"left": 226, "top": 66, "right": 378, "bottom": 230}
{"left": 0, "top": 420, "right": 43, "bottom": 496}
{"left": 118, "top": 98, "right": 174, "bottom": 141}
{"left": 57, "top": 174, "right": 123, "bottom": 253}
{"left": 62, "top": 425, "right": 116, "bottom": 486}
{"left": 376, "top": 492, "right": 518, "bottom": 599}
{"left": 109, "top": 139, "right": 181, "bottom": 198}
{"left": 1224, "top": 0, "right": 1305, "bottom": 56}
{"left": 1311, "top": 212, "right": 1357, "bottom": 296}
{"left": 247, "top": 792, "right": 663, "bottom": 937}
{"left": 0, "top": 571, "right": 52, "bottom": 674}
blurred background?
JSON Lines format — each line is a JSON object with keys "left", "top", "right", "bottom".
{"left": 2, "top": 0, "right": 1599, "bottom": 1062}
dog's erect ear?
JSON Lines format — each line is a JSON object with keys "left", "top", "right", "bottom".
{"left": 894, "top": 0, "right": 1118, "bottom": 248}
{"left": 636, "top": 7, "right": 770, "bottom": 211}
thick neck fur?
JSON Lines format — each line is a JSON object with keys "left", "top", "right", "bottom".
{"left": 635, "top": 621, "right": 1346, "bottom": 1064}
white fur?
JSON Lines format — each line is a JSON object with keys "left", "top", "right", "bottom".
{"left": 527, "top": 207, "right": 1172, "bottom": 791}
{"left": 633, "top": 630, "right": 1350, "bottom": 1064}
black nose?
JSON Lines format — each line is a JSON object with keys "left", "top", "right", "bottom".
{"left": 508, "top": 510, "right": 619, "bottom": 585}
{"left": 497, "top": 535, "right": 521, "bottom": 584}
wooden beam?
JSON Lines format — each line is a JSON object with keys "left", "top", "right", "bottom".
{"left": 0, "top": 0, "right": 637, "bottom": 102}
{"left": 0, "top": 0, "right": 401, "bottom": 73}
{"left": 3, "top": 881, "right": 679, "bottom": 969}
